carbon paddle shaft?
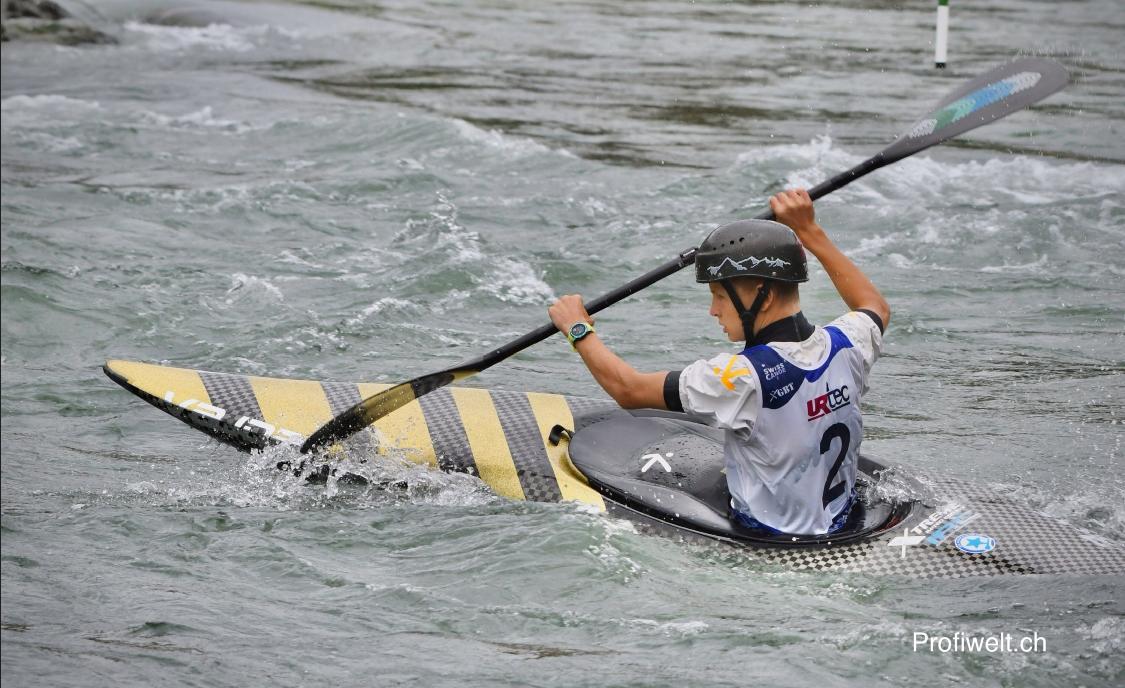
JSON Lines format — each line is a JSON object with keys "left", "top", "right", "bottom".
{"left": 302, "top": 58, "right": 1069, "bottom": 453}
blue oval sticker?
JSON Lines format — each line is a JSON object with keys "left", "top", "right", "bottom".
{"left": 954, "top": 533, "right": 996, "bottom": 554}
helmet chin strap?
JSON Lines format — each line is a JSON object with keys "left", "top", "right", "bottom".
{"left": 721, "top": 281, "right": 771, "bottom": 345}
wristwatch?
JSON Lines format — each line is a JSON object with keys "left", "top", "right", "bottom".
{"left": 566, "top": 321, "right": 595, "bottom": 349}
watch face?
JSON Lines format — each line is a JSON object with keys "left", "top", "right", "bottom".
{"left": 569, "top": 323, "right": 589, "bottom": 338}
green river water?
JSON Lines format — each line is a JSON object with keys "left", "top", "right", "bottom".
{"left": 2, "top": 1, "right": 1123, "bottom": 686}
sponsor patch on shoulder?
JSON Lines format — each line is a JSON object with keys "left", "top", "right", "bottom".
{"left": 712, "top": 355, "right": 751, "bottom": 391}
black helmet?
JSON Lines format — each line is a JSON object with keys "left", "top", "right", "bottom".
{"left": 695, "top": 219, "right": 808, "bottom": 284}
{"left": 695, "top": 219, "right": 807, "bottom": 344}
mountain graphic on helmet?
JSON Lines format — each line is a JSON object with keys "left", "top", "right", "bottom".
{"left": 706, "top": 255, "right": 792, "bottom": 277}
{"left": 695, "top": 220, "right": 809, "bottom": 284}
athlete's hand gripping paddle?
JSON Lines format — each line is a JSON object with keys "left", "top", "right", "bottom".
{"left": 301, "top": 57, "right": 1069, "bottom": 454}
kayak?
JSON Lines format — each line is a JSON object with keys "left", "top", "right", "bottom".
{"left": 103, "top": 359, "right": 1125, "bottom": 578}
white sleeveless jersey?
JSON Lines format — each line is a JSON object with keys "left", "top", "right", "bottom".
{"left": 677, "top": 311, "right": 882, "bottom": 535}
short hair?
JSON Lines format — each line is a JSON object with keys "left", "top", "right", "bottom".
{"left": 771, "top": 280, "right": 800, "bottom": 303}
{"left": 731, "top": 277, "right": 800, "bottom": 305}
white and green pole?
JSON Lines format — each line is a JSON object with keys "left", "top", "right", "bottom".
{"left": 935, "top": 0, "right": 950, "bottom": 68}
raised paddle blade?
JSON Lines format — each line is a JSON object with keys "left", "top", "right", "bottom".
{"left": 882, "top": 57, "right": 1069, "bottom": 164}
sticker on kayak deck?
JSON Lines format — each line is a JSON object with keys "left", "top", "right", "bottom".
{"left": 888, "top": 527, "right": 926, "bottom": 558}
{"left": 910, "top": 502, "right": 980, "bottom": 545}
{"left": 641, "top": 453, "right": 673, "bottom": 473}
{"left": 954, "top": 533, "right": 996, "bottom": 554}
{"left": 163, "top": 390, "right": 304, "bottom": 446}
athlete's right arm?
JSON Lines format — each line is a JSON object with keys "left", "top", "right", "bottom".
{"left": 548, "top": 294, "right": 671, "bottom": 410}
{"left": 770, "top": 189, "right": 890, "bottom": 330}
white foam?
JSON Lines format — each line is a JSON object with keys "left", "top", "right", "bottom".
{"left": 399, "top": 323, "right": 463, "bottom": 347}
{"left": 980, "top": 255, "right": 1050, "bottom": 273}
{"left": 734, "top": 134, "right": 865, "bottom": 183}
{"left": 11, "top": 131, "right": 85, "bottom": 153}
{"left": 137, "top": 106, "right": 263, "bottom": 134}
{"left": 626, "top": 618, "right": 709, "bottom": 636}
{"left": 819, "top": 619, "right": 912, "bottom": 650}
{"left": 116, "top": 180, "right": 322, "bottom": 214}
{"left": 0, "top": 94, "right": 102, "bottom": 112}
{"left": 859, "top": 154, "right": 1124, "bottom": 208}
{"left": 869, "top": 465, "right": 929, "bottom": 504}
{"left": 885, "top": 253, "right": 916, "bottom": 269}
{"left": 226, "top": 273, "right": 284, "bottom": 302}
{"left": 450, "top": 119, "right": 574, "bottom": 159}
{"left": 412, "top": 193, "right": 556, "bottom": 305}
{"left": 482, "top": 257, "right": 556, "bottom": 305}
{"left": 406, "top": 192, "right": 486, "bottom": 263}
{"left": 347, "top": 297, "right": 421, "bottom": 326}
{"left": 123, "top": 20, "right": 300, "bottom": 53}
{"left": 737, "top": 136, "right": 1125, "bottom": 209}
{"left": 273, "top": 250, "right": 318, "bottom": 267}
{"left": 1081, "top": 617, "right": 1123, "bottom": 656}
{"left": 851, "top": 231, "right": 900, "bottom": 256}
{"left": 444, "top": 229, "right": 485, "bottom": 263}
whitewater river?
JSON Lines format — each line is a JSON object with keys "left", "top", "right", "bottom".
{"left": 2, "top": 1, "right": 1123, "bottom": 686}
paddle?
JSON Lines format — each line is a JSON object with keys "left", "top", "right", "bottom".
{"left": 301, "top": 57, "right": 1068, "bottom": 454}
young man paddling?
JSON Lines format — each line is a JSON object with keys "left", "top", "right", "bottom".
{"left": 548, "top": 189, "right": 889, "bottom": 535}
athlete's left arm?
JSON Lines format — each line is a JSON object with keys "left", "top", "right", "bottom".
{"left": 771, "top": 189, "right": 891, "bottom": 329}
{"left": 548, "top": 294, "right": 670, "bottom": 410}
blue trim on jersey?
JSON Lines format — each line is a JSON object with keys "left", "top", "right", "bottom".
{"left": 805, "top": 327, "right": 854, "bottom": 382}
{"left": 741, "top": 326, "right": 855, "bottom": 410}
{"left": 732, "top": 487, "right": 856, "bottom": 535}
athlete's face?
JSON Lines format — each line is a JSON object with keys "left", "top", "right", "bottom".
{"left": 708, "top": 281, "right": 757, "bottom": 342}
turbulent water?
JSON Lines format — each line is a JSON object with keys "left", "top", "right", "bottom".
{"left": 3, "top": 1, "right": 1124, "bottom": 686}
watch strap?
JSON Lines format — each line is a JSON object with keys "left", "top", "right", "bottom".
{"left": 566, "top": 321, "right": 595, "bottom": 348}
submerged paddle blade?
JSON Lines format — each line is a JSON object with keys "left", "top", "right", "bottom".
{"left": 882, "top": 57, "right": 1069, "bottom": 164}
{"left": 299, "top": 368, "right": 471, "bottom": 453}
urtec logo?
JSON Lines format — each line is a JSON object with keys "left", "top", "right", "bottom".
{"left": 807, "top": 383, "right": 850, "bottom": 421}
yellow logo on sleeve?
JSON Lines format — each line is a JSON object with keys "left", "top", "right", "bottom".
{"left": 712, "top": 355, "right": 750, "bottom": 391}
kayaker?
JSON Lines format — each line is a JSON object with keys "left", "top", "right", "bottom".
{"left": 548, "top": 189, "right": 889, "bottom": 535}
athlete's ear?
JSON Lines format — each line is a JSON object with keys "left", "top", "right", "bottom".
{"left": 758, "top": 281, "right": 775, "bottom": 311}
